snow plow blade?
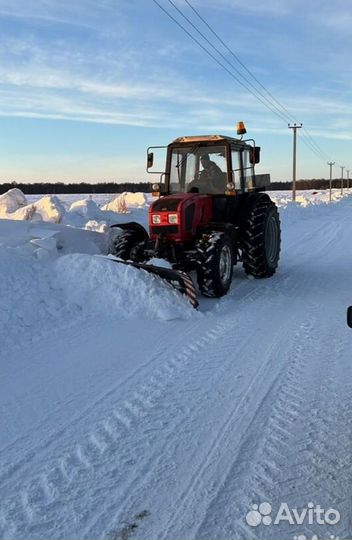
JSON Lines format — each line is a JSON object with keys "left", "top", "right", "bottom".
{"left": 109, "top": 259, "right": 198, "bottom": 309}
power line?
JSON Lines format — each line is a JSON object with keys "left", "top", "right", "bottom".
{"left": 183, "top": 0, "right": 334, "bottom": 163}
{"left": 166, "top": 0, "right": 293, "bottom": 124}
{"left": 181, "top": 0, "right": 333, "bottom": 163}
{"left": 151, "top": 0, "right": 290, "bottom": 123}
{"left": 153, "top": 0, "right": 335, "bottom": 165}
{"left": 299, "top": 134, "right": 331, "bottom": 162}
{"left": 301, "top": 127, "right": 330, "bottom": 160}
{"left": 183, "top": 0, "right": 296, "bottom": 124}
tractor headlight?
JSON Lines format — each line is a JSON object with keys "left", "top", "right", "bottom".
{"left": 152, "top": 214, "right": 161, "bottom": 224}
{"left": 168, "top": 213, "right": 178, "bottom": 224}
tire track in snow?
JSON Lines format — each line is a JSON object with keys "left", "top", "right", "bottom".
{"left": 82, "top": 319, "right": 240, "bottom": 538}
{"left": 0, "top": 316, "right": 203, "bottom": 484}
{"left": 11, "top": 275, "right": 291, "bottom": 539}
{"left": 81, "top": 278, "right": 284, "bottom": 537}
{"left": 161, "top": 303, "right": 318, "bottom": 540}
{"left": 194, "top": 306, "right": 320, "bottom": 540}
{"left": 0, "top": 319, "right": 235, "bottom": 539}
{"left": 194, "top": 220, "right": 349, "bottom": 539}
{"left": 216, "top": 218, "right": 342, "bottom": 314}
{"left": 140, "top": 219, "right": 343, "bottom": 539}
{"left": 95, "top": 279, "right": 307, "bottom": 539}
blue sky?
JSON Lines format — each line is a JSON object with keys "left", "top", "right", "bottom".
{"left": 0, "top": 0, "right": 350, "bottom": 183}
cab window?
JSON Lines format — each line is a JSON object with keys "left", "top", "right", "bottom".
{"left": 242, "top": 149, "right": 255, "bottom": 189}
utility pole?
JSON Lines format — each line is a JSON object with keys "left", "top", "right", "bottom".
{"left": 288, "top": 123, "right": 302, "bottom": 201}
{"left": 327, "top": 161, "right": 335, "bottom": 202}
{"left": 347, "top": 169, "right": 350, "bottom": 190}
{"left": 341, "top": 166, "right": 345, "bottom": 196}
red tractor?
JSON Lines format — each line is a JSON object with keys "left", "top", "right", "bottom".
{"left": 110, "top": 124, "right": 281, "bottom": 304}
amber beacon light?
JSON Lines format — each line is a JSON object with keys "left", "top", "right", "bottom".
{"left": 236, "top": 121, "right": 247, "bottom": 135}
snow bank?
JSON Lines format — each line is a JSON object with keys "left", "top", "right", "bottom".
{"left": 33, "top": 195, "right": 66, "bottom": 222}
{"left": 62, "top": 197, "right": 106, "bottom": 227}
{"left": 68, "top": 197, "right": 104, "bottom": 219}
{"left": 102, "top": 191, "right": 147, "bottom": 212}
{"left": 0, "top": 244, "right": 65, "bottom": 352}
{"left": 0, "top": 190, "right": 66, "bottom": 223}
{"left": 0, "top": 217, "right": 194, "bottom": 352}
{"left": 269, "top": 188, "right": 352, "bottom": 208}
{"left": 0, "top": 188, "right": 27, "bottom": 216}
{"left": 0, "top": 189, "right": 150, "bottom": 229}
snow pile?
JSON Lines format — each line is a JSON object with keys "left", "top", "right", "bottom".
{"left": 0, "top": 189, "right": 66, "bottom": 223}
{"left": 32, "top": 195, "right": 66, "bottom": 222}
{"left": 102, "top": 191, "right": 147, "bottom": 212}
{"left": 55, "top": 254, "right": 194, "bottom": 322}
{"left": 0, "top": 189, "right": 152, "bottom": 229}
{"left": 0, "top": 219, "right": 108, "bottom": 260}
{"left": 0, "top": 188, "right": 28, "bottom": 216}
{"left": 62, "top": 197, "right": 106, "bottom": 227}
{"left": 269, "top": 188, "right": 352, "bottom": 208}
{"left": 0, "top": 243, "right": 65, "bottom": 351}
{"left": 9, "top": 203, "right": 36, "bottom": 221}
{"left": 0, "top": 217, "right": 194, "bottom": 352}
{"left": 69, "top": 197, "right": 104, "bottom": 218}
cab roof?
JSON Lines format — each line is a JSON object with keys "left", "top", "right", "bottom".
{"left": 171, "top": 134, "right": 243, "bottom": 144}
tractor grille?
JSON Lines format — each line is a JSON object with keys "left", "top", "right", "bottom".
{"left": 150, "top": 225, "right": 178, "bottom": 235}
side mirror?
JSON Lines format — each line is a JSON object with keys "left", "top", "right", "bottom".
{"left": 249, "top": 146, "right": 261, "bottom": 165}
{"left": 147, "top": 152, "right": 154, "bottom": 169}
{"left": 347, "top": 306, "right": 352, "bottom": 328}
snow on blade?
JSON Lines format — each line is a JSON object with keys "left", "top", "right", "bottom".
{"left": 54, "top": 254, "right": 195, "bottom": 321}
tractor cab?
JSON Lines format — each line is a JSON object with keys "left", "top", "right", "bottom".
{"left": 167, "top": 136, "right": 255, "bottom": 195}
{"left": 147, "top": 126, "right": 269, "bottom": 197}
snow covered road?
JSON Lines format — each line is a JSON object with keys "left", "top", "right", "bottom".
{"left": 1, "top": 193, "right": 352, "bottom": 540}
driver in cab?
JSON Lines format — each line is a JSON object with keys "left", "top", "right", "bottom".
{"left": 188, "top": 154, "right": 225, "bottom": 193}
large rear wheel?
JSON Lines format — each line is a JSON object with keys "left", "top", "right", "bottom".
{"left": 242, "top": 198, "right": 281, "bottom": 278}
{"left": 196, "top": 232, "right": 235, "bottom": 297}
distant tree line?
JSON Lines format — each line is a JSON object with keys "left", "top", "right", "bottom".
{"left": 0, "top": 181, "right": 152, "bottom": 195}
{"left": 0, "top": 178, "right": 348, "bottom": 195}
{"left": 270, "top": 179, "right": 348, "bottom": 191}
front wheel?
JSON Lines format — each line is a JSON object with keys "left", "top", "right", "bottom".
{"left": 196, "top": 232, "right": 235, "bottom": 297}
{"left": 109, "top": 229, "right": 141, "bottom": 261}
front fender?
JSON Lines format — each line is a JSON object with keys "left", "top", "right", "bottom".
{"left": 110, "top": 221, "right": 149, "bottom": 242}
